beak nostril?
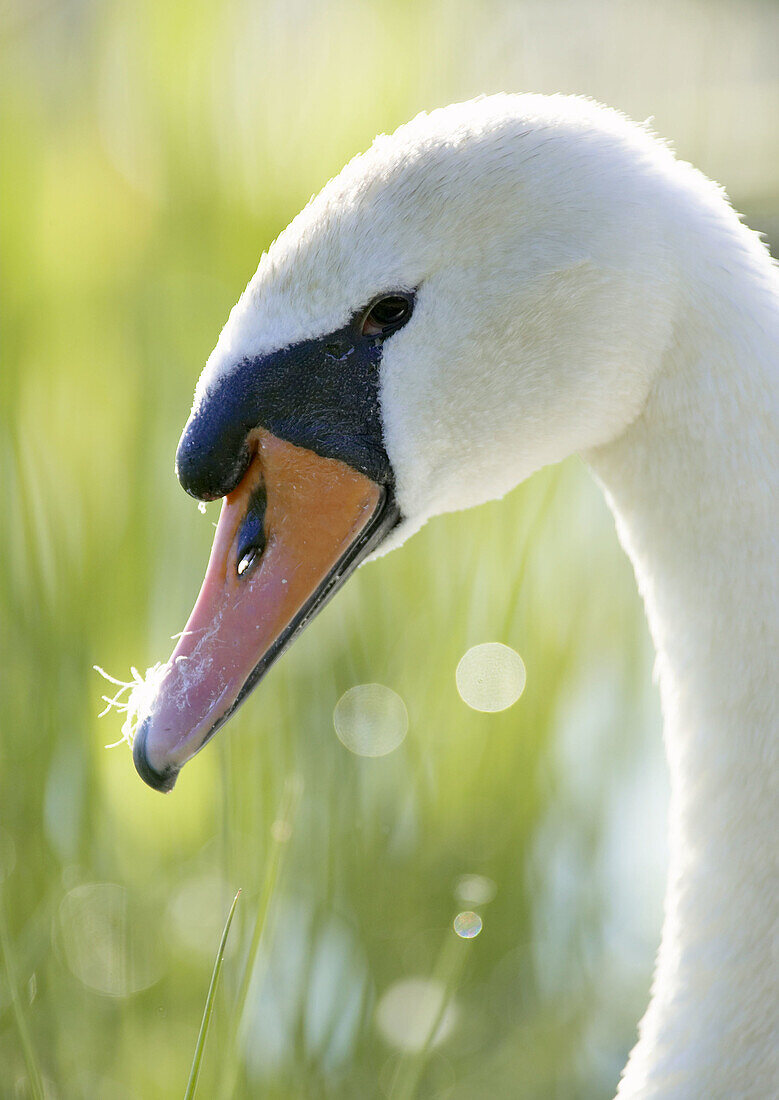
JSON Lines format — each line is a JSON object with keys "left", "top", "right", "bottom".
{"left": 237, "top": 546, "right": 261, "bottom": 576}
{"left": 236, "top": 481, "right": 268, "bottom": 578}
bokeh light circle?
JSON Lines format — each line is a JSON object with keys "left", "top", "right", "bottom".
{"left": 167, "top": 873, "right": 236, "bottom": 960}
{"left": 455, "top": 643, "right": 526, "bottom": 712}
{"left": 58, "top": 883, "right": 161, "bottom": 996}
{"left": 453, "top": 911, "right": 483, "bottom": 939}
{"left": 375, "top": 977, "right": 457, "bottom": 1051}
{"left": 333, "top": 684, "right": 408, "bottom": 757}
{"left": 455, "top": 874, "right": 497, "bottom": 907}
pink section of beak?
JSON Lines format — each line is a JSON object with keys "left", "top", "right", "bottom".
{"left": 133, "top": 432, "right": 383, "bottom": 790}
{"left": 137, "top": 480, "right": 261, "bottom": 773}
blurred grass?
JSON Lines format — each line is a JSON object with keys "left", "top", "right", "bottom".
{"left": 0, "top": 0, "right": 776, "bottom": 1096}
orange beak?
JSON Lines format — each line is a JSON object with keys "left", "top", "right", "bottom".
{"left": 133, "top": 430, "right": 395, "bottom": 790}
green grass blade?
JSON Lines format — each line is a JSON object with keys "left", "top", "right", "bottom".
{"left": 388, "top": 923, "right": 472, "bottom": 1100}
{"left": 221, "top": 774, "right": 303, "bottom": 1098}
{"left": 0, "top": 888, "right": 45, "bottom": 1100}
{"left": 184, "top": 889, "right": 241, "bottom": 1100}
{"left": 234, "top": 776, "right": 302, "bottom": 1024}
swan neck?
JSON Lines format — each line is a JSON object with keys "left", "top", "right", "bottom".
{"left": 586, "top": 258, "right": 778, "bottom": 1097}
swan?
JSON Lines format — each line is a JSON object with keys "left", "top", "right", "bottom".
{"left": 125, "top": 95, "right": 777, "bottom": 1097}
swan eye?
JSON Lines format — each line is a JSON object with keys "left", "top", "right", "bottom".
{"left": 362, "top": 294, "right": 413, "bottom": 338}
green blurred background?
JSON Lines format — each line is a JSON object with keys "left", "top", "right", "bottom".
{"left": 1, "top": 1, "right": 776, "bottom": 1096}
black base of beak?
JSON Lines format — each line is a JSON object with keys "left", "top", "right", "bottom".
{"left": 133, "top": 719, "right": 179, "bottom": 793}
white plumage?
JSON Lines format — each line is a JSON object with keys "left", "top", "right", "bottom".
{"left": 195, "top": 94, "right": 779, "bottom": 1097}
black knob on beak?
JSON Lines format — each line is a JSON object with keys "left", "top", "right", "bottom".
{"left": 175, "top": 362, "right": 259, "bottom": 501}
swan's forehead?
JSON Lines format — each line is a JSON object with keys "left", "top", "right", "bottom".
{"left": 197, "top": 98, "right": 567, "bottom": 395}
{"left": 196, "top": 91, "right": 663, "bottom": 403}
{"left": 197, "top": 160, "right": 429, "bottom": 396}
{"left": 198, "top": 230, "right": 394, "bottom": 403}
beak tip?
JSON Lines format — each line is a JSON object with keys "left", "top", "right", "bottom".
{"left": 133, "top": 718, "right": 179, "bottom": 793}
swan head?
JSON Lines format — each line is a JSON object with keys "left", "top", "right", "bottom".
{"left": 133, "top": 93, "right": 679, "bottom": 791}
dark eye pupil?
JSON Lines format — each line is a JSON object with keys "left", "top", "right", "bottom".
{"left": 370, "top": 297, "right": 408, "bottom": 325}
{"left": 361, "top": 292, "right": 414, "bottom": 338}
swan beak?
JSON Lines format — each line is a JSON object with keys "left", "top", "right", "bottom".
{"left": 133, "top": 430, "right": 395, "bottom": 792}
